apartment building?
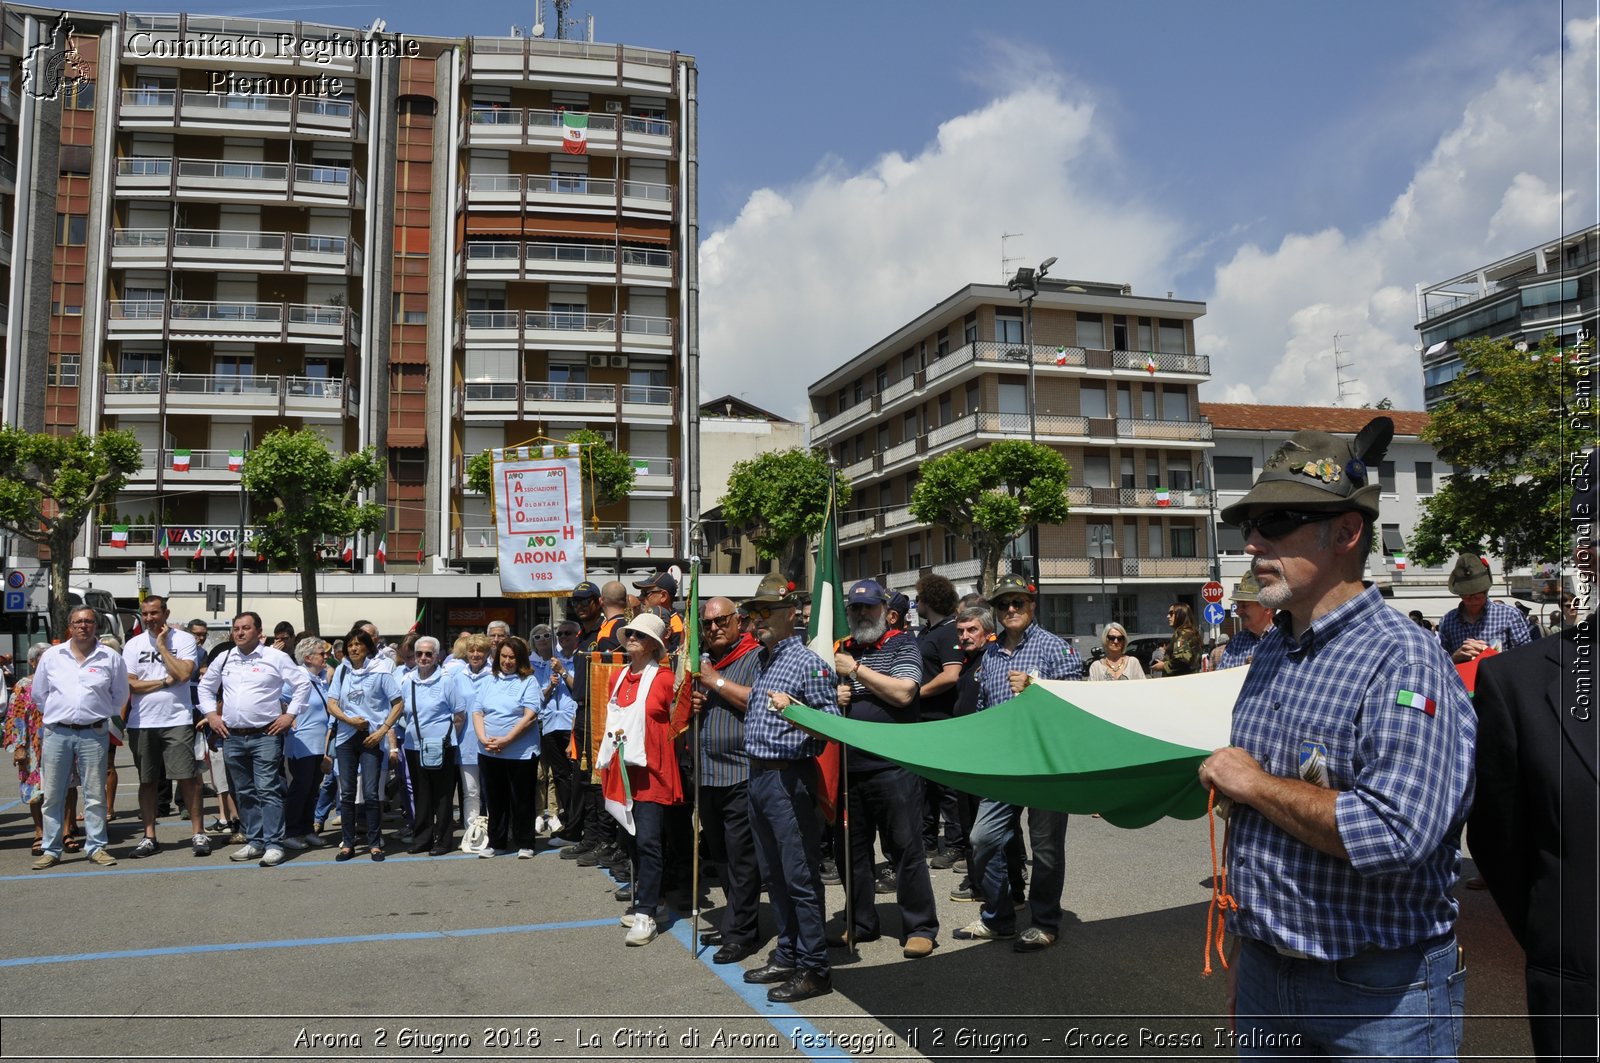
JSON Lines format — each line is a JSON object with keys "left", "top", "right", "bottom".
{"left": 1, "top": 4, "right": 696, "bottom": 632}
{"left": 807, "top": 278, "right": 1212, "bottom": 637}
{"left": 1417, "top": 223, "right": 1597, "bottom": 409}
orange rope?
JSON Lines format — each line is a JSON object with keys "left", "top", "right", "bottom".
{"left": 1204, "top": 787, "right": 1239, "bottom": 976}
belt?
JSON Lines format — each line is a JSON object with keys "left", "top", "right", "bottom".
{"left": 228, "top": 726, "right": 270, "bottom": 736}
{"left": 749, "top": 757, "right": 807, "bottom": 771}
{"left": 52, "top": 720, "right": 107, "bottom": 731}
{"left": 1246, "top": 932, "right": 1453, "bottom": 962}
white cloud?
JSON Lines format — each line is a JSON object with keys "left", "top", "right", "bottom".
{"left": 1198, "top": 17, "right": 1599, "bottom": 409}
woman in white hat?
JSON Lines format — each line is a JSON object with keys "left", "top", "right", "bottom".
{"left": 597, "top": 612, "right": 682, "bottom": 946}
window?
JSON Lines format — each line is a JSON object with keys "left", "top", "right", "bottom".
{"left": 1216, "top": 522, "right": 1247, "bottom": 554}
{"left": 966, "top": 381, "right": 980, "bottom": 414}
{"left": 1123, "top": 521, "right": 1138, "bottom": 559}
{"left": 1083, "top": 455, "right": 1112, "bottom": 488}
{"left": 1076, "top": 312, "right": 1105, "bottom": 350}
{"left": 875, "top": 366, "right": 889, "bottom": 393}
{"left": 1415, "top": 461, "right": 1434, "bottom": 495}
{"left": 548, "top": 360, "right": 588, "bottom": 384}
{"left": 1137, "top": 317, "right": 1153, "bottom": 351}
{"left": 1146, "top": 456, "right": 1160, "bottom": 489}
{"left": 1112, "top": 593, "right": 1139, "bottom": 631}
{"left": 903, "top": 411, "right": 919, "bottom": 438}
{"left": 936, "top": 329, "right": 950, "bottom": 359}
{"left": 853, "top": 379, "right": 864, "bottom": 403}
{"left": 900, "top": 350, "right": 917, "bottom": 379}
{"left": 391, "top": 450, "right": 427, "bottom": 485}
{"left": 1112, "top": 315, "right": 1128, "bottom": 350}
{"left": 1213, "top": 455, "right": 1254, "bottom": 490}
{"left": 1379, "top": 461, "right": 1396, "bottom": 493}
{"left": 64, "top": 78, "right": 94, "bottom": 109}
{"left": 55, "top": 214, "right": 87, "bottom": 245}
{"left": 836, "top": 388, "right": 847, "bottom": 414}
{"left": 391, "top": 294, "right": 426, "bottom": 324}
{"left": 1117, "top": 383, "right": 1132, "bottom": 419}
{"left": 1166, "top": 466, "right": 1193, "bottom": 491}
{"left": 1159, "top": 318, "right": 1187, "bottom": 354}
{"left": 943, "top": 529, "right": 957, "bottom": 563}
{"left": 1141, "top": 388, "right": 1156, "bottom": 419}
{"left": 1080, "top": 385, "right": 1108, "bottom": 419}
{"left": 1381, "top": 525, "right": 1405, "bottom": 554}
{"left": 1148, "top": 523, "right": 1164, "bottom": 557}
{"left": 879, "top": 483, "right": 893, "bottom": 509}
{"left": 963, "top": 313, "right": 978, "bottom": 344}
{"left": 1170, "top": 526, "right": 1197, "bottom": 558}
{"left": 1038, "top": 596, "right": 1072, "bottom": 637}
{"left": 51, "top": 301, "right": 83, "bottom": 316}
{"left": 876, "top": 424, "right": 890, "bottom": 452}
{"left": 995, "top": 312, "right": 1023, "bottom": 345}
{"left": 1161, "top": 387, "right": 1190, "bottom": 421}
{"left": 907, "top": 537, "right": 922, "bottom": 571}
{"left": 48, "top": 354, "right": 81, "bottom": 386}
{"left": 879, "top": 542, "right": 894, "bottom": 574}
{"left": 120, "top": 351, "right": 162, "bottom": 374}
{"left": 938, "top": 392, "right": 952, "bottom": 426}
{"left": 998, "top": 380, "right": 1028, "bottom": 415}
{"left": 1121, "top": 456, "right": 1135, "bottom": 490}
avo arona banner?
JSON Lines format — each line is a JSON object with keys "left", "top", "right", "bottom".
{"left": 489, "top": 445, "right": 586, "bottom": 597}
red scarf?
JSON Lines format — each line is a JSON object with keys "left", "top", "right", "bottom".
{"left": 713, "top": 633, "right": 761, "bottom": 670}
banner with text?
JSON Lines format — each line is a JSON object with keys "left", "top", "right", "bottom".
{"left": 490, "top": 446, "right": 586, "bottom": 597}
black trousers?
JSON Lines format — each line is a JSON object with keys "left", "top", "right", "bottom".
{"left": 479, "top": 755, "right": 539, "bottom": 851}
{"left": 922, "top": 778, "right": 962, "bottom": 853}
{"left": 700, "top": 780, "right": 761, "bottom": 946}
{"left": 539, "top": 730, "right": 573, "bottom": 819}
{"left": 405, "top": 747, "right": 458, "bottom": 850}
{"left": 836, "top": 766, "right": 938, "bottom": 941}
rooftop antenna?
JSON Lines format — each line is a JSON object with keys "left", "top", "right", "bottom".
{"left": 1333, "top": 332, "right": 1360, "bottom": 405}
{"left": 550, "top": 0, "right": 586, "bottom": 40}
{"left": 1001, "top": 232, "right": 1024, "bottom": 283}
{"left": 531, "top": 0, "right": 545, "bottom": 36}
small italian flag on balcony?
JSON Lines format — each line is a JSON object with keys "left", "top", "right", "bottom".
{"left": 228, "top": 449, "right": 244, "bottom": 472}
{"left": 1055, "top": 346, "right": 1068, "bottom": 366}
{"left": 376, "top": 538, "right": 388, "bottom": 565}
{"left": 158, "top": 527, "right": 171, "bottom": 561}
{"left": 1144, "top": 355, "right": 1159, "bottom": 375}
{"left": 1392, "top": 553, "right": 1407, "bottom": 571}
{"left": 110, "top": 524, "right": 130, "bottom": 549}
{"left": 171, "top": 449, "right": 192, "bottom": 472}
{"left": 1155, "top": 488, "right": 1171, "bottom": 507}
{"left": 642, "top": 530, "right": 652, "bottom": 557}
{"left": 562, "top": 112, "right": 589, "bottom": 155}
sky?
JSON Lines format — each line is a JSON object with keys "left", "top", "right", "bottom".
{"left": 180, "top": 0, "right": 1598, "bottom": 418}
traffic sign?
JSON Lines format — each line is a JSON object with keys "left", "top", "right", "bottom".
{"left": 3, "top": 590, "right": 26, "bottom": 612}
{"left": 6, "top": 570, "right": 26, "bottom": 590}
{"left": 1201, "top": 580, "right": 1225, "bottom": 604}
{"left": 1203, "top": 602, "right": 1226, "bottom": 626}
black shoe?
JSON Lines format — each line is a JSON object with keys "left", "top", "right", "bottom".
{"left": 560, "top": 840, "right": 597, "bottom": 860}
{"left": 406, "top": 843, "right": 431, "bottom": 855}
{"left": 699, "top": 930, "right": 725, "bottom": 947}
{"left": 743, "top": 961, "right": 797, "bottom": 985}
{"left": 819, "top": 858, "right": 841, "bottom": 885}
{"left": 875, "top": 867, "right": 897, "bottom": 895}
{"left": 950, "top": 880, "right": 978, "bottom": 901}
{"left": 713, "top": 942, "right": 758, "bottom": 965}
{"left": 614, "top": 885, "right": 633, "bottom": 903}
{"left": 930, "top": 850, "right": 956, "bottom": 870}
{"left": 428, "top": 847, "right": 452, "bottom": 857}
{"left": 768, "top": 970, "right": 833, "bottom": 1003}
{"left": 575, "top": 848, "right": 604, "bottom": 867}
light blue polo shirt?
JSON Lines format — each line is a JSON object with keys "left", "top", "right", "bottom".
{"left": 329, "top": 660, "right": 401, "bottom": 747}
{"left": 401, "top": 668, "right": 461, "bottom": 753}
{"left": 474, "top": 672, "right": 541, "bottom": 761}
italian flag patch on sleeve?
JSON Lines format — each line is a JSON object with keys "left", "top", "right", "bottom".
{"left": 1397, "top": 689, "right": 1436, "bottom": 716}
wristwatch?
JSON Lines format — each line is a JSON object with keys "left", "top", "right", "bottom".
{"left": 715, "top": 678, "right": 726, "bottom": 690}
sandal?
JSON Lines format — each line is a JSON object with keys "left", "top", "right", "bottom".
{"left": 31, "top": 840, "right": 44, "bottom": 856}
{"left": 64, "top": 835, "right": 83, "bottom": 853}
{"left": 335, "top": 846, "right": 355, "bottom": 862}
{"left": 370, "top": 847, "right": 386, "bottom": 862}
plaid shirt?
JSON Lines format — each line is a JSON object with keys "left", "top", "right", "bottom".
{"left": 1227, "top": 585, "right": 1476, "bottom": 960}
{"left": 976, "top": 622, "right": 1082, "bottom": 710}
{"left": 1219, "top": 627, "right": 1265, "bottom": 670}
{"left": 1437, "top": 598, "right": 1531, "bottom": 656}
{"left": 743, "top": 636, "right": 840, "bottom": 761}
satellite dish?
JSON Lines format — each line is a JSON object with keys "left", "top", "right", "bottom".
{"left": 532, "top": 22, "right": 545, "bottom": 35}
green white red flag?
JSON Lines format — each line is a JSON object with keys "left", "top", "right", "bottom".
{"left": 562, "top": 112, "right": 588, "bottom": 155}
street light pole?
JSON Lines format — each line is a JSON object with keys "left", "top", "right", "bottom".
{"left": 235, "top": 430, "right": 250, "bottom": 617}
{"left": 1009, "top": 257, "right": 1056, "bottom": 584}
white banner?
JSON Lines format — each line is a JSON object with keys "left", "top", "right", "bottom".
{"left": 490, "top": 446, "right": 586, "bottom": 597}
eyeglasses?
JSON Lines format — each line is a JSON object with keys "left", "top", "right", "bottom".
{"left": 532, "top": 635, "right": 552, "bottom": 641}
{"left": 701, "top": 614, "right": 738, "bottom": 628}
{"left": 1236, "top": 510, "right": 1340, "bottom": 541}
{"left": 745, "top": 604, "right": 780, "bottom": 619}
{"left": 557, "top": 631, "right": 580, "bottom": 639}
{"left": 414, "top": 651, "right": 436, "bottom": 657}
{"left": 1106, "top": 635, "right": 1126, "bottom": 643}
{"left": 994, "top": 598, "right": 1030, "bottom": 612}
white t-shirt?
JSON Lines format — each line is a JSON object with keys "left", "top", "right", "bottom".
{"left": 123, "top": 627, "right": 202, "bottom": 729}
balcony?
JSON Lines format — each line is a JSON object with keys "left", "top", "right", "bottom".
{"left": 103, "top": 373, "right": 345, "bottom": 419}
{"left": 620, "top": 385, "right": 674, "bottom": 422}
{"left": 621, "top": 313, "right": 672, "bottom": 350}
{"left": 119, "top": 89, "right": 368, "bottom": 141}
{"left": 105, "top": 300, "right": 355, "bottom": 345}
{"left": 525, "top": 309, "right": 618, "bottom": 348}
{"left": 111, "top": 228, "right": 360, "bottom": 274}
{"left": 1118, "top": 558, "right": 1210, "bottom": 579}
{"left": 462, "top": 310, "right": 522, "bottom": 345}
{"left": 465, "top": 173, "right": 524, "bottom": 210}
{"left": 629, "top": 455, "right": 675, "bottom": 492}
{"left": 114, "top": 157, "right": 365, "bottom": 207}
{"left": 529, "top": 174, "right": 618, "bottom": 213}
{"left": 525, "top": 381, "right": 618, "bottom": 420}
{"left": 466, "top": 37, "right": 677, "bottom": 92}
{"left": 130, "top": 447, "right": 245, "bottom": 485}
{"left": 451, "top": 519, "right": 676, "bottom": 563}
{"left": 1108, "top": 349, "right": 1210, "bottom": 376}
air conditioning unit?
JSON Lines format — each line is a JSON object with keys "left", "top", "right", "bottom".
{"left": 609, "top": 355, "right": 628, "bottom": 368}
{"left": 604, "top": 100, "right": 623, "bottom": 113}
{"left": 587, "top": 354, "right": 607, "bottom": 367}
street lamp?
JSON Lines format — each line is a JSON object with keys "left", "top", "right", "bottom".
{"left": 1008, "top": 256, "right": 1056, "bottom": 582}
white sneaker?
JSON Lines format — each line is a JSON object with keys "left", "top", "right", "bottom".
{"left": 517, "top": 848, "right": 536, "bottom": 859}
{"left": 279, "top": 835, "right": 309, "bottom": 850}
{"left": 619, "top": 912, "right": 636, "bottom": 927}
{"left": 533, "top": 814, "right": 549, "bottom": 836}
{"left": 229, "top": 844, "right": 264, "bottom": 862}
{"left": 545, "top": 813, "right": 562, "bottom": 835}
{"left": 624, "top": 913, "right": 658, "bottom": 946}
{"left": 259, "top": 846, "right": 286, "bottom": 867}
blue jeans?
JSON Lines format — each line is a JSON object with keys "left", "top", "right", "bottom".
{"left": 314, "top": 758, "right": 339, "bottom": 824}
{"left": 1234, "top": 934, "right": 1466, "bottom": 1060}
{"left": 223, "top": 731, "right": 286, "bottom": 849}
{"left": 41, "top": 723, "right": 111, "bottom": 858}
{"left": 969, "top": 798, "right": 1068, "bottom": 935}
{"left": 748, "top": 761, "right": 829, "bottom": 976}
{"left": 628, "top": 799, "right": 667, "bottom": 915}
{"left": 336, "top": 739, "right": 385, "bottom": 848}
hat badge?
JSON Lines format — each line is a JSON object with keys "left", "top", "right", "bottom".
{"left": 1290, "top": 458, "right": 1342, "bottom": 484}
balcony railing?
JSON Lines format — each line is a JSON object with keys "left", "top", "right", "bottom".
{"left": 169, "top": 373, "right": 281, "bottom": 397}
{"left": 105, "top": 373, "right": 343, "bottom": 402}
{"left": 621, "top": 385, "right": 672, "bottom": 405}
{"left": 630, "top": 455, "right": 674, "bottom": 478}
{"left": 527, "top": 175, "right": 617, "bottom": 197}
{"left": 622, "top": 313, "right": 672, "bottom": 336}
{"left": 622, "top": 180, "right": 672, "bottom": 202}
{"left": 136, "top": 447, "right": 246, "bottom": 473}
{"left": 1110, "top": 349, "right": 1210, "bottom": 375}
{"left": 526, "top": 310, "right": 616, "bottom": 332}
{"left": 525, "top": 382, "right": 617, "bottom": 404}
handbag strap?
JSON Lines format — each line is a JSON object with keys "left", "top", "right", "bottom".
{"left": 404, "top": 677, "right": 449, "bottom": 748}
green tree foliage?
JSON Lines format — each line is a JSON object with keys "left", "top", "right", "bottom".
{"left": 465, "top": 429, "right": 636, "bottom": 507}
{"left": 0, "top": 426, "right": 142, "bottom": 634}
{"left": 242, "top": 428, "right": 383, "bottom": 635}
{"left": 909, "top": 440, "right": 1074, "bottom": 592}
{"left": 1410, "top": 335, "right": 1594, "bottom": 570}
{"left": 719, "top": 447, "right": 850, "bottom": 578}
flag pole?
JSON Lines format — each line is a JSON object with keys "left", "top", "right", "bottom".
{"left": 826, "top": 461, "right": 855, "bottom": 957}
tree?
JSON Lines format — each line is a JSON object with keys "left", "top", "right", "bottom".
{"left": 465, "top": 429, "right": 637, "bottom": 506}
{"left": 718, "top": 447, "right": 850, "bottom": 579}
{"left": 1409, "top": 335, "right": 1593, "bottom": 572}
{"left": 242, "top": 428, "right": 384, "bottom": 636}
{"left": 909, "top": 440, "right": 1074, "bottom": 593}
{"left": 0, "top": 426, "right": 142, "bottom": 634}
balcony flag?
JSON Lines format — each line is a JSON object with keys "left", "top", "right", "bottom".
{"left": 1145, "top": 355, "right": 1159, "bottom": 375}
{"left": 110, "top": 524, "right": 130, "bottom": 549}
{"left": 158, "top": 527, "right": 171, "bottom": 562}
{"left": 1392, "top": 553, "right": 1407, "bottom": 571}
{"left": 488, "top": 443, "right": 586, "bottom": 597}
{"left": 376, "top": 538, "right": 388, "bottom": 565}
{"left": 1156, "top": 488, "right": 1171, "bottom": 507}
{"left": 562, "top": 112, "right": 589, "bottom": 155}
{"left": 642, "top": 530, "right": 652, "bottom": 557}
{"left": 193, "top": 533, "right": 206, "bottom": 561}
{"left": 341, "top": 538, "right": 354, "bottom": 563}
{"left": 172, "top": 449, "right": 192, "bottom": 472}
{"left": 228, "top": 449, "right": 244, "bottom": 472}
{"left": 1055, "top": 346, "right": 1068, "bottom": 366}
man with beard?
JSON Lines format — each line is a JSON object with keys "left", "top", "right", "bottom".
{"left": 829, "top": 579, "right": 939, "bottom": 959}
{"left": 691, "top": 596, "right": 764, "bottom": 964}
{"left": 740, "top": 573, "right": 840, "bottom": 1003}
{"left": 1217, "top": 572, "right": 1274, "bottom": 669}
{"left": 1199, "top": 417, "right": 1474, "bottom": 1059}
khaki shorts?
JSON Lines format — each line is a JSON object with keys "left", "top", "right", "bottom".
{"left": 129, "top": 725, "right": 199, "bottom": 783}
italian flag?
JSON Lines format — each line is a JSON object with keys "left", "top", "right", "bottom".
{"left": 562, "top": 112, "right": 589, "bottom": 155}
{"left": 669, "top": 563, "right": 700, "bottom": 737}
{"left": 228, "top": 449, "right": 244, "bottom": 472}
{"left": 110, "top": 524, "right": 130, "bottom": 549}
{"left": 1145, "top": 354, "right": 1159, "bottom": 375}
{"left": 1392, "top": 553, "right": 1407, "bottom": 571}
{"left": 376, "top": 538, "right": 388, "bottom": 565}
{"left": 1396, "top": 689, "right": 1436, "bottom": 716}
{"left": 1054, "top": 346, "right": 1068, "bottom": 366}
{"left": 808, "top": 484, "right": 849, "bottom": 825}
{"left": 158, "top": 527, "right": 171, "bottom": 561}
{"left": 641, "top": 530, "right": 651, "bottom": 557}
{"left": 1155, "top": 488, "right": 1171, "bottom": 507}
{"left": 193, "top": 533, "right": 206, "bottom": 561}
{"left": 227, "top": 543, "right": 237, "bottom": 563}
{"left": 171, "top": 449, "right": 192, "bottom": 472}
{"left": 341, "top": 538, "right": 355, "bottom": 563}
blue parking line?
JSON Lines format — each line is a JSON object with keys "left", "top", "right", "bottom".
{"left": 0, "top": 849, "right": 484, "bottom": 883}
{"left": 668, "top": 917, "right": 853, "bottom": 1062}
{"left": 0, "top": 917, "right": 619, "bottom": 968}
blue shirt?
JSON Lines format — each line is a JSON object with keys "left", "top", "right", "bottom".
{"left": 474, "top": 672, "right": 541, "bottom": 760}
{"left": 1437, "top": 598, "right": 1532, "bottom": 656}
{"left": 976, "top": 622, "right": 1082, "bottom": 710}
{"left": 400, "top": 668, "right": 461, "bottom": 753}
{"left": 282, "top": 670, "right": 331, "bottom": 759}
{"left": 1219, "top": 627, "right": 1266, "bottom": 670}
{"left": 329, "top": 661, "right": 401, "bottom": 747}
{"left": 1227, "top": 585, "right": 1476, "bottom": 960}
{"left": 453, "top": 665, "right": 494, "bottom": 764}
{"left": 533, "top": 652, "right": 579, "bottom": 732}
{"left": 838, "top": 629, "right": 925, "bottom": 772}
{"left": 744, "top": 636, "right": 841, "bottom": 761}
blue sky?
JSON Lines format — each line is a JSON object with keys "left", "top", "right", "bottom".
{"left": 180, "top": 0, "right": 1598, "bottom": 415}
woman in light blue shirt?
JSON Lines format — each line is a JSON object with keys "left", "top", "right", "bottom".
{"left": 473, "top": 635, "right": 541, "bottom": 858}
{"left": 534, "top": 624, "right": 581, "bottom": 835}
{"left": 327, "top": 629, "right": 403, "bottom": 861}
{"left": 280, "top": 637, "right": 332, "bottom": 850}
{"left": 452, "top": 634, "right": 494, "bottom": 851}
{"left": 400, "top": 635, "right": 463, "bottom": 855}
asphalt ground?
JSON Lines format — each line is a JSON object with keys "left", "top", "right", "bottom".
{"left": 0, "top": 747, "right": 1536, "bottom": 1062}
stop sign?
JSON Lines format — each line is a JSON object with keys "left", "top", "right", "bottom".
{"left": 1201, "top": 581, "right": 1225, "bottom": 604}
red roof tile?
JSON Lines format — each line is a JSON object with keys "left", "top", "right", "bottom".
{"left": 1199, "top": 403, "right": 1428, "bottom": 437}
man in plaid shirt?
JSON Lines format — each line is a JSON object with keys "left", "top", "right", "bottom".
{"left": 1437, "top": 552, "right": 1532, "bottom": 664}
{"left": 1201, "top": 417, "right": 1475, "bottom": 1060}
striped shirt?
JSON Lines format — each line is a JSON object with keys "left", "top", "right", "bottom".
{"left": 743, "top": 636, "right": 840, "bottom": 761}
{"left": 1227, "top": 585, "right": 1475, "bottom": 960}
{"left": 697, "top": 637, "right": 762, "bottom": 787}
{"left": 838, "top": 629, "right": 924, "bottom": 772}
{"left": 976, "top": 623, "right": 1082, "bottom": 710}
{"left": 1437, "top": 598, "right": 1531, "bottom": 656}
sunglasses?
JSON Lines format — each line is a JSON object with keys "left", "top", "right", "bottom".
{"left": 1236, "top": 510, "right": 1340, "bottom": 541}
{"left": 994, "top": 598, "right": 1030, "bottom": 612}
{"left": 701, "top": 614, "right": 738, "bottom": 628}
{"left": 1106, "top": 635, "right": 1125, "bottom": 643}
{"left": 745, "top": 604, "right": 780, "bottom": 619}
{"left": 414, "top": 651, "right": 436, "bottom": 657}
